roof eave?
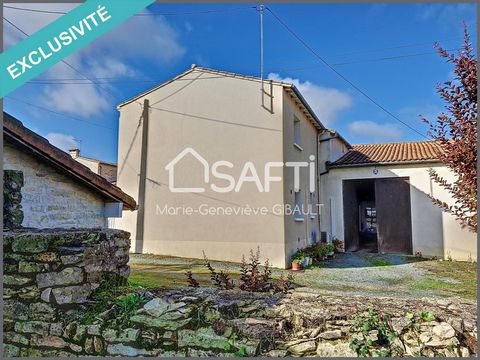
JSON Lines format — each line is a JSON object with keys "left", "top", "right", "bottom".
{"left": 3, "top": 113, "right": 136, "bottom": 210}
{"left": 286, "top": 85, "right": 326, "bottom": 131}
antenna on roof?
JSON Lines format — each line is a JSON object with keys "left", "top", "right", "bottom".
{"left": 256, "top": 4, "right": 265, "bottom": 108}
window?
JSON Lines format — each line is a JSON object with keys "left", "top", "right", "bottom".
{"left": 294, "top": 190, "right": 303, "bottom": 221}
{"left": 293, "top": 116, "right": 302, "bottom": 149}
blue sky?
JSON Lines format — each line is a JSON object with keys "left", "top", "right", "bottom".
{"left": 3, "top": 2, "right": 477, "bottom": 163}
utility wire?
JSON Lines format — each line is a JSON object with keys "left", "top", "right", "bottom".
{"left": 266, "top": 6, "right": 430, "bottom": 140}
{"left": 23, "top": 48, "right": 461, "bottom": 85}
{"left": 5, "top": 96, "right": 115, "bottom": 130}
{"left": 3, "top": 17, "right": 124, "bottom": 103}
{"left": 3, "top": 5, "right": 255, "bottom": 16}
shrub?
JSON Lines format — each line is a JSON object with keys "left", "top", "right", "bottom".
{"left": 239, "top": 248, "right": 273, "bottom": 292}
{"left": 185, "top": 248, "right": 294, "bottom": 294}
{"left": 301, "top": 243, "right": 335, "bottom": 261}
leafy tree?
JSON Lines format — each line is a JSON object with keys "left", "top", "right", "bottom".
{"left": 422, "top": 27, "right": 477, "bottom": 231}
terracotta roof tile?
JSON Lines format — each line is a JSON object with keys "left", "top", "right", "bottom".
{"left": 330, "top": 141, "right": 441, "bottom": 167}
{"left": 3, "top": 112, "right": 136, "bottom": 210}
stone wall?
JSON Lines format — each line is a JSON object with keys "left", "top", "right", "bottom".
{"left": 4, "top": 143, "right": 106, "bottom": 228}
{"left": 3, "top": 229, "right": 130, "bottom": 357}
{"left": 3, "top": 170, "right": 24, "bottom": 229}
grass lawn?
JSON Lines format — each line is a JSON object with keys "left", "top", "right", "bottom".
{"left": 128, "top": 253, "right": 477, "bottom": 301}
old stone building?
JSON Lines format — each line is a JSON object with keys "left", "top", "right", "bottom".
{"left": 3, "top": 112, "right": 136, "bottom": 229}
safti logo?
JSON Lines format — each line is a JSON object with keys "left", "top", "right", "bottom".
{"left": 165, "top": 147, "right": 316, "bottom": 193}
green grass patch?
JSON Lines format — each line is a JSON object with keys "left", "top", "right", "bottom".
{"left": 415, "top": 260, "right": 477, "bottom": 300}
{"left": 365, "top": 257, "right": 392, "bottom": 267}
{"left": 413, "top": 278, "right": 452, "bottom": 290}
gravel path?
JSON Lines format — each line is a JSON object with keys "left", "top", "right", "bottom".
{"left": 129, "top": 253, "right": 476, "bottom": 300}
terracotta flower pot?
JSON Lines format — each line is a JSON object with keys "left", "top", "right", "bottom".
{"left": 292, "top": 262, "right": 302, "bottom": 271}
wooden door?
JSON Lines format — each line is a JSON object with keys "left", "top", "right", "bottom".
{"left": 375, "top": 178, "right": 413, "bottom": 254}
{"left": 343, "top": 180, "right": 360, "bottom": 251}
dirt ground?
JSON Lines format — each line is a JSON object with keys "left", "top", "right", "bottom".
{"left": 128, "top": 252, "right": 477, "bottom": 300}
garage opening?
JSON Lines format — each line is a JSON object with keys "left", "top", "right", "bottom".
{"left": 343, "top": 177, "right": 412, "bottom": 255}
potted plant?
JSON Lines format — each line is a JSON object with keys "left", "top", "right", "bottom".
{"left": 292, "top": 258, "right": 303, "bottom": 271}
{"left": 326, "top": 244, "right": 335, "bottom": 257}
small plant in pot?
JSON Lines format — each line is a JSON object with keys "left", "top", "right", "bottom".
{"left": 291, "top": 258, "right": 303, "bottom": 271}
{"left": 325, "top": 244, "right": 335, "bottom": 257}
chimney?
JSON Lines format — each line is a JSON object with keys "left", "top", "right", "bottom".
{"left": 69, "top": 148, "right": 80, "bottom": 159}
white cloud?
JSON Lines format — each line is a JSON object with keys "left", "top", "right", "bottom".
{"left": 4, "top": 4, "right": 185, "bottom": 117}
{"left": 347, "top": 120, "right": 403, "bottom": 142}
{"left": 268, "top": 73, "right": 352, "bottom": 125}
{"left": 45, "top": 132, "right": 79, "bottom": 152}
{"left": 416, "top": 3, "right": 476, "bottom": 27}
{"left": 41, "top": 83, "right": 110, "bottom": 117}
{"left": 81, "top": 12, "right": 185, "bottom": 64}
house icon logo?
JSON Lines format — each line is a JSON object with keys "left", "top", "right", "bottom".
{"left": 165, "top": 147, "right": 209, "bottom": 193}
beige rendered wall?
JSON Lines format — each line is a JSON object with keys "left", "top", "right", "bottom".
{"left": 73, "top": 157, "right": 99, "bottom": 174}
{"left": 282, "top": 93, "right": 321, "bottom": 265}
{"left": 322, "top": 163, "right": 477, "bottom": 261}
{"left": 116, "top": 70, "right": 288, "bottom": 267}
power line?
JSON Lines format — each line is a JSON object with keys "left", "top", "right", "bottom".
{"left": 265, "top": 6, "right": 430, "bottom": 140}
{"left": 22, "top": 48, "right": 461, "bottom": 86}
{"left": 5, "top": 96, "right": 115, "bottom": 130}
{"left": 331, "top": 48, "right": 461, "bottom": 66}
{"left": 3, "top": 5, "right": 255, "bottom": 16}
{"left": 3, "top": 17, "right": 123, "bottom": 103}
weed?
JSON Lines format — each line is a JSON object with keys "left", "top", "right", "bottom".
{"left": 419, "top": 311, "right": 436, "bottom": 322}
{"left": 203, "top": 252, "right": 235, "bottom": 290}
{"left": 185, "top": 248, "right": 294, "bottom": 294}
{"left": 116, "top": 293, "right": 145, "bottom": 313}
{"left": 186, "top": 270, "right": 200, "bottom": 288}
{"left": 349, "top": 308, "right": 402, "bottom": 357}
{"left": 234, "top": 346, "right": 248, "bottom": 357}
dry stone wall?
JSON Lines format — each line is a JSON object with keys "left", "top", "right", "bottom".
{"left": 3, "top": 229, "right": 130, "bottom": 357}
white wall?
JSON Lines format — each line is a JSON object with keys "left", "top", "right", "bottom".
{"left": 322, "top": 163, "right": 477, "bottom": 261}
{"left": 282, "top": 93, "right": 321, "bottom": 264}
{"left": 4, "top": 143, "right": 106, "bottom": 229}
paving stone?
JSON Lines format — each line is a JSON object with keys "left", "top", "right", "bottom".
{"left": 319, "top": 329, "right": 343, "bottom": 340}
{"left": 432, "top": 322, "right": 455, "bottom": 340}
{"left": 107, "top": 343, "right": 153, "bottom": 356}
{"left": 178, "top": 327, "right": 230, "bottom": 351}
{"left": 316, "top": 342, "right": 357, "bottom": 357}
{"left": 288, "top": 340, "right": 317, "bottom": 355}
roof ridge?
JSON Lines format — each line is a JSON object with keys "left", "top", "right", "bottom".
{"left": 352, "top": 140, "right": 438, "bottom": 147}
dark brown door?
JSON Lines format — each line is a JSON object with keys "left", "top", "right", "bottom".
{"left": 375, "top": 178, "right": 413, "bottom": 254}
{"left": 343, "top": 180, "right": 360, "bottom": 251}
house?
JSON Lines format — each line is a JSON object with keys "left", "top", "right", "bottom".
{"left": 69, "top": 148, "right": 118, "bottom": 183}
{"left": 3, "top": 112, "right": 136, "bottom": 229}
{"left": 115, "top": 65, "right": 323, "bottom": 268}
{"left": 115, "top": 66, "right": 476, "bottom": 267}
{"left": 320, "top": 140, "right": 477, "bottom": 262}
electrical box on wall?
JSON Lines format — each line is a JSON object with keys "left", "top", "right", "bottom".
{"left": 105, "top": 202, "right": 123, "bottom": 218}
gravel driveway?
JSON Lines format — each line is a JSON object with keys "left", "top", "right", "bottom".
{"left": 129, "top": 252, "right": 476, "bottom": 300}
